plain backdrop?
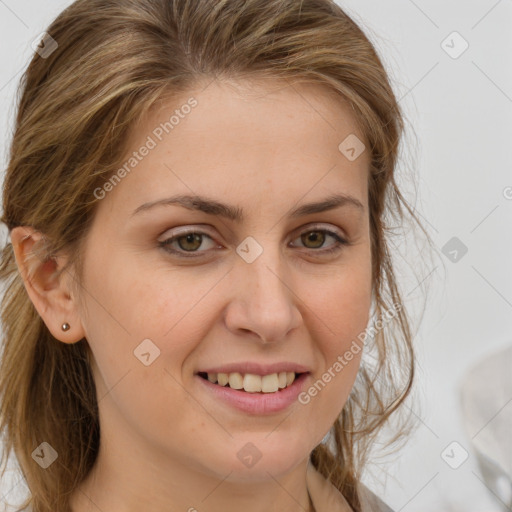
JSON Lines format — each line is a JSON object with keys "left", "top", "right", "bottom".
{"left": 0, "top": 1, "right": 511, "bottom": 511}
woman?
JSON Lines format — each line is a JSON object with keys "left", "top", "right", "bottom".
{"left": 0, "top": 1, "right": 424, "bottom": 511}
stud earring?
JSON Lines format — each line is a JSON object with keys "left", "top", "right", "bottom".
{"left": 61, "top": 322, "right": 70, "bottom": 331}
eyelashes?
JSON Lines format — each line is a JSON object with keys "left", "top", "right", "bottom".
{"left": 159, "top": 231, "right": 218, "bottom": 257}
{"left": 158, "top": 226, "right": 349, "bottom": 259}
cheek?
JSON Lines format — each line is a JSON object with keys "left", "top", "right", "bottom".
{"left": 78, "top": 254, "right": 209, "bottom": 432}
{"left": 298, "top": 260, "right": 372, "bottom": 430}
{"left": 314, "top": 281, "right": 370, "bottom": 386}
{"left": 328, "top": 280, "right": 372, "bottom": 348}
{"left": 306, "top": 258, "right": 372, "bottom": 350}
{"left": 81, "top": 242, "right": 195, "bottom": 338}
{"left": 79, "top": 248, "right": 219, "bottom": 383}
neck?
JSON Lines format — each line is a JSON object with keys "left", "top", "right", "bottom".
{"left": 70, "top": 422, "right": 312, "bottom": 512}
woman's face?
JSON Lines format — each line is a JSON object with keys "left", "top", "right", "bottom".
{"left": 76, "top": 78, "right": 372, "bottom": 480}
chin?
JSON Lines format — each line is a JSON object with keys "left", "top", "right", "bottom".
{"left": 203, "top": 434, "right": 311, "bottom": 482}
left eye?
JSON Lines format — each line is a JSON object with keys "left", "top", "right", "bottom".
{"left": 290, "top": 229, "right": 347, "bottom": 254}
{"left": 158, "top": 228, "right": 347, "bottom": 258}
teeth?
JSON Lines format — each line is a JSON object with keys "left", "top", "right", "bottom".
{"left": 217, "top": 373, "right": 229, "bottom": 386}
{"left": 228, "top": 372, "right": 243, "bottom": 390}
{"left": 261, "top": 373, "right": 279, "bottom": 393}
{"left": 205, "top": 371, "right": 297, "bottom": 393}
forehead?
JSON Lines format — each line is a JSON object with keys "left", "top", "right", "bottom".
{"left": 99, "top": 77, "right": 370, "bottom": 220}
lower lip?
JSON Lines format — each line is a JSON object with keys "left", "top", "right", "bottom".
{"left": 196, "top": 373, "right": 309, "bottom": 414}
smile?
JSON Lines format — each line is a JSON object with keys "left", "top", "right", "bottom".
{"left": 198, "top": 371, "right": 299, "bottom": 393}
{"left": 196, "top": 371, "right": 310, "bottom": 414}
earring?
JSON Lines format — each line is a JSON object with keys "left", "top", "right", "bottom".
{"left": 61, "top": 322, "right": 70, "bottom": 331}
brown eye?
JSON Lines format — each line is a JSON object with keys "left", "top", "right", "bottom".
{"left": 290, "top": 227, "right": 348, "bottom": 256}
{"left": 159, "top": 230, "right": 218, "bottom": 257}
{"left": 301, "top": 231, "right": 326, "bottom": 249}
{"left": 176, "top": 233, "right": 203, "bottom": 252}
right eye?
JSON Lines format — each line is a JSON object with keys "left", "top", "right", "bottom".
{"left": 158, "top": 229, "right": 220, "bottom": 258}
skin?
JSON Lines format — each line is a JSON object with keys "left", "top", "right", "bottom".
{"left": 11, "top": 77, "right": 372, "bottom": 512}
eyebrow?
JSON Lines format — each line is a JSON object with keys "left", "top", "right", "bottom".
{"left": 131, "top": 193, "right": 364, "bottom": 221}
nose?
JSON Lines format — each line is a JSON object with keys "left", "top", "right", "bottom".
{"left": 223, "top": 240, "right": 302, "bottom": 343}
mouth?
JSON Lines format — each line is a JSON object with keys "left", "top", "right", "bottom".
{"left": 197, "top": 371, "right": 305, "bottom": 394}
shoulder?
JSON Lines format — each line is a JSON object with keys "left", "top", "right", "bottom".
{"left": 358, "top": 483, "right": 395, "bottom": 512}
{"left": 306, "top": 462, "right": 353, "bottom": 511}
{"left": 306, "top": 462, "right": 395, "bottom": 512}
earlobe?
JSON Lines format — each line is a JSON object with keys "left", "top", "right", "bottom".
{"left": 10, "top": 226, "right": 86, "bottom": 344}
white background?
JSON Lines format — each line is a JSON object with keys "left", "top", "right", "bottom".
{"left": 0, "top": 1, "right": 511, "bottom": 511}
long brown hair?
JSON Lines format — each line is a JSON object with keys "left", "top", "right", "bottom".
{"left": 0, "top": 1, "right": 427, "bottom": 510}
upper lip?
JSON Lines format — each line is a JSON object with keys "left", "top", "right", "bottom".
{"left": 196, "top": 362, "right": 311, "bottom": 376}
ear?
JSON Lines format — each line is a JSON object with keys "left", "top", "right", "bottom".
{"left": 10, "top": 226, "right": 86, "bottom": 344}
